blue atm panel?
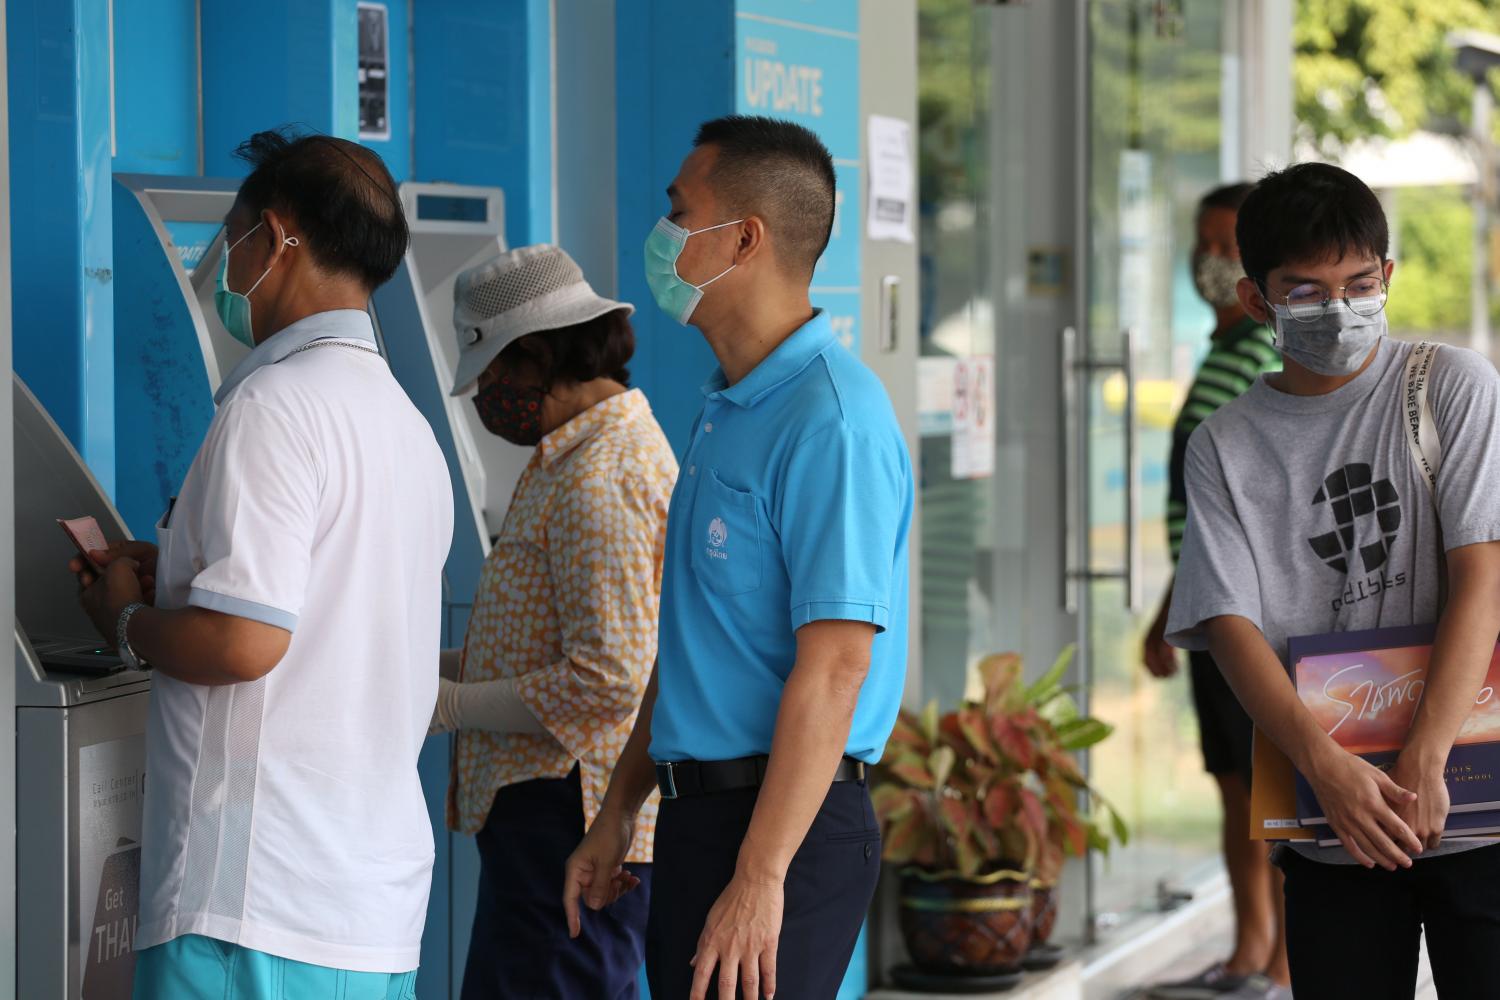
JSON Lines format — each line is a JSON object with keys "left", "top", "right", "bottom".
{"left": 371, "top": 181, "right": 512, "bottom": 999}
{"left": 111, "top": 175, "right": 246, "bottom": 538}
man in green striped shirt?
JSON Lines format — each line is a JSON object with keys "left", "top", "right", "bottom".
{"left": 1144, "top": 183, "right": 1289, "bottom": 1000}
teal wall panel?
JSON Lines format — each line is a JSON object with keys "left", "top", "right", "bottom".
{"left": 7, "top": 0, "right": 117, "bottom": 492}
{"left": 113, "top": 0, "right": 199, "bottom": 176}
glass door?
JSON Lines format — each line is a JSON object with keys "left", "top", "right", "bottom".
{"left": 916, "top": 0, "right": 994, "bottom": 710}
{"left": 1080, "top": 0, "right": 1236, "bottom": 931}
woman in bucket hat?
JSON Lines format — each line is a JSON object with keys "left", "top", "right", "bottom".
{"left": 429, "top": 244, "right": 677, "bottom": 998}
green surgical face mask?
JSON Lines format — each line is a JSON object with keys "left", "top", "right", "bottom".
{"left": 214, "top": 222, "right": 300, "bottom": 347}
{"left": 642, "top": 217, "right": 743, "bottom": 325}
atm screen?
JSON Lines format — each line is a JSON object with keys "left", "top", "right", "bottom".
{"left": 164, "top": 221, "right": 224, "bottom": 276}
{"left": 416, "top": 194, "right": 489, "bottom": 224}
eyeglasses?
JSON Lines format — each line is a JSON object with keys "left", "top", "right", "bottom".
{"left": 1266, "top": 276, "right": 1389, "bottom": 323}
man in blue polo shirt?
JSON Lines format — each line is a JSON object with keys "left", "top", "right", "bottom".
{"left": 564, "top": 115, "right": 913, "bottom": 1000}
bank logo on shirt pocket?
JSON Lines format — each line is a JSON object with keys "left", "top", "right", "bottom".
{"left": 693, "top": 472, "right": 762, "bottom": 595}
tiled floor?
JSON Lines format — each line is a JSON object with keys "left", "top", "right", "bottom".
{"left": 871, "top": 880, "right": 1440, "bottom": 1000}
{"left": 1112, "top": 923, "right": 1437, "bottom": 1000}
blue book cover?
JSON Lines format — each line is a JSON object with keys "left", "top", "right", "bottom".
{"left": 1285, "top": 624, "right": 1500, "bottom": 828}
{"left": 1313, "top": 808, "right": 1500, "bottom": 849}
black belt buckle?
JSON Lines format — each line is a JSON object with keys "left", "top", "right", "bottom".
{"left": 656, "top": 762, "right": 679, "bottom": 800}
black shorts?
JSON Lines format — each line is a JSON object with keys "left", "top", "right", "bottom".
{"left": 1189, "top": 649, "right": 1253, "bottom": 782}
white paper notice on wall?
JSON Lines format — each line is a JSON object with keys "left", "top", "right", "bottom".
{"left": 951, "top": 356, "right": 995, "bottom": 480}
{"left": 866, "top": 114, "right": 915, "bottom": 243}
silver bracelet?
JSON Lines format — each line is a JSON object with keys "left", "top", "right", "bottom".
{"left": 116, "top": 602, "right": 149, "bottom": 670}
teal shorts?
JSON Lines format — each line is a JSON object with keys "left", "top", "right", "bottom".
{"left": 132, "top": 935, "right": 418, "bottom": 1000}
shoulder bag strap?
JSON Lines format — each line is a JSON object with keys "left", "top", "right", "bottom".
{"left": 1405, "top": 340, "right": 1446, "bottom": 610}
{"left": 1405, "top": 340, "right": 1442, "bottom": 494}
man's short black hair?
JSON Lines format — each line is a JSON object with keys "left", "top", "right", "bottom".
{"left": 1235, "top": 163, "right": 1388, "bottom": 286}
{"left": 1198, "top": 181, "right": 1254, "bottom": 217}
{"left": 693, "top": 115, "right": 836, "bottom": 278}
{"left": 499, "top": 309, "right": 635, "bottom": 389}
{"left": 233, "top": 127, "right": 408, "bottom": 291}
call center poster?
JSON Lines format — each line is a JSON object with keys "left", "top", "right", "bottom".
{"left": 78, "top": 735, "right": 146, "bottom": 999}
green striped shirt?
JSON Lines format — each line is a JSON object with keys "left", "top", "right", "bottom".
{"left": 1168, "top": 317, "right": 1281, "bottom": 563}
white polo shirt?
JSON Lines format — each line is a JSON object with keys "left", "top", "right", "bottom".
{"left": 136, "top": 310, "right": 453, "bottom": 973}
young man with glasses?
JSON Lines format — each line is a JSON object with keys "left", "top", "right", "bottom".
{"left": 1167, "top": 162, "right": 1500, "bottom": 997}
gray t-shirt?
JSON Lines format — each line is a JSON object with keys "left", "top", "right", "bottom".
{"left": 1167, "top": 336, "right": 1500, "bottom": 862}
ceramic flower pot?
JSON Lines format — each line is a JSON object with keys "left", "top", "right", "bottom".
{"left": 1029, "top": 878, "right": 1059, "bottom": 947}
{"left": 898, "top": 866, "right": 1035, "bottom": 975}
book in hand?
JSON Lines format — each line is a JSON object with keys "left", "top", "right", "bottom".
{"left": 1286, "top": 624, "right": 1500, "bottom": 829}
{"left": 1308, "top": 808, "right": 1500, "bottom": 848}
{"left": 1249, "top": 726, "right": 1317, "bottom": 842}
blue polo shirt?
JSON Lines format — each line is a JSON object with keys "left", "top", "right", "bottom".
{"left": 649, "top": 310, "right": 913, "bottom": 765}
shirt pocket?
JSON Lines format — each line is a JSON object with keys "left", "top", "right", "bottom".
{"left": 153, "top": 508, "right": 180, "bottom": 602}
{"left": 691, "top": 469, "right": 764, "bottom": 597}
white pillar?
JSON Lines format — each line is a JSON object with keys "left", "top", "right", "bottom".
{"left": 1236, "top": 0, "right": 1293, "bottom": 177}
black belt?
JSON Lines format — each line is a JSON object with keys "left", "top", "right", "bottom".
{"left": 655, "top": 755, "right": 866, "bottom": 800}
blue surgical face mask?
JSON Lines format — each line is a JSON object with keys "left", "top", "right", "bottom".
{"left": 643, "top": 217, "right": 743, "bottom": 325}
{"left": 215, "top": 222, "right": 299, "bottom": 347}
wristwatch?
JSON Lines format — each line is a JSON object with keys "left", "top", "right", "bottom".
{"left": 115, "top": 602, "right": 150, "bottom": 671}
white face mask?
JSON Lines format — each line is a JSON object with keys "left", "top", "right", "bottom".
{"left": 1193, "top": 253, "right": 1244, "bottom": 309}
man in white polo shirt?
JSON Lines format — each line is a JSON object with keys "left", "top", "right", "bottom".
{"left": 74, "top": 128, "right": 452, "bottom": 998}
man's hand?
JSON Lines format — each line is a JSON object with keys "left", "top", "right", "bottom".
{"left": 691, "top": 872, "right": 783, "bottom": 1000}
{"left": 78, "top": 558, "right": 145, "bottom": 646}
{"left": 1142, "top": 602, "right": 1178, "bottom": 679}
{"left": 1390, "top": 750, "right": 1452, "bottom": 853}
{"left": 563, "top": 808, "right": 640, "bottom": 938}
{"left": 1306, "top": 741, "right": 1422, "bottom": 870}
{"left": 71, "top": 540, "right": 159, "bottom": 605}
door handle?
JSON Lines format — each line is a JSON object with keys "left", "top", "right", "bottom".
{"left": 1064, "top": 328, "right": 1139, "bottom": 611}
{"left": 1122, "top": 329, "right": 1142, "bottom": 613}
{"left": 1060, "top": 326, "right": 1080, "bottom": 613}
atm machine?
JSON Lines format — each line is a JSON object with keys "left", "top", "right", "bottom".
{"left": 371, "top": 182, "right": 521, "bottom": 995}
{"left": 114, "top": 174, "right": 522, "bottom": 645}
{"left": 372, "top": 182, "right": 516, "bottom": 648}
{"left": 14, "top": 374, "right": 151, "bottom": 1000}
{"left": 111, "top": 174, "right": 247, "bottom": 539}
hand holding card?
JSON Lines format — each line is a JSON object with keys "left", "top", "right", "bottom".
{"left": 58, "top": 516, "right": 109, "bottom": 573}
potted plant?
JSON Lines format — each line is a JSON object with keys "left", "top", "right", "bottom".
{"left": 1015, "top": 646, "right": 1127, "bottom": 968}
{"left": 873, "top": 646, "right": 1127, "bottom": 988}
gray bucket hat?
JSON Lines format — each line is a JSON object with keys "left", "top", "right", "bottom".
{"left": 449, "top": 244, "right": 633, "bottom": 396}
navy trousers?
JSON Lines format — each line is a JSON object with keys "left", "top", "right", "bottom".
{"left": 646, "top": 781, "right": 880, "bottom": 1000}
{"left": 461, "top": 767, "right": 651, "bottom": 1000}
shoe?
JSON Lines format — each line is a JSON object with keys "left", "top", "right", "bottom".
{"left": 1223, "top": 974, "right": 1293, "bottom": 1000}
{"left": 1148, "top": 963, "right": 1249, "bottom": 999}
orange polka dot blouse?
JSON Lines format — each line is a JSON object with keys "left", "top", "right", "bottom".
{"left": 447, "top": 389, "right": 677, "bottom": 862}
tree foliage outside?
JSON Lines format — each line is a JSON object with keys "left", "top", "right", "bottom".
{"left": 1386, "top": 186, "right": 1473, "bottom": 337}
{"left": 1294, "top": 1, "right": 1500, "bottom": 341}
{"left": 1295, "top": 0, "right": 1498, "bottom": 156}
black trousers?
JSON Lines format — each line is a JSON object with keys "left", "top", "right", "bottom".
{"left": 1280, "top": 843, "right": 1500, "bottom": 999}
{"left": 461, "top": 767, "right": 651, "bottom": 1000}
{"left": 646, "top": 781, "right": 880, "bottom": 1000}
